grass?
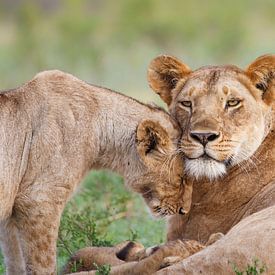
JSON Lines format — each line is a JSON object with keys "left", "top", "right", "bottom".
{"left": 232, "top": 259, "right": 267, "bottom": 275}
{"left": 94, "top": 264, "right": 111, "bottom": 275}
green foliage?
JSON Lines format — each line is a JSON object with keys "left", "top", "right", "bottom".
{"left": 69, "top": 259, "right": 84, "bottom": 273}
{"left": 58, "top": 210, "right": 113, "bottom": 257}
{"left": 0, "top": 0, "right": 274, "bottom": 99}
{"left": 232, "top": 259, "right": 267, "bottom": 275}
{"left": 0, "top": 256, "right": 4, "bottom": 274}
{"left": 94, "top": 263, "right": 111, "bottom": 275}
{"left": 129, "top": 228, "right": 139, "bottom": 242}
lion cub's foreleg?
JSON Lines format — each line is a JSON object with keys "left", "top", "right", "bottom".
{"left": 64, "top": 235, "right": 224, "bottom": 274}
{"left": 141, "top": 239, "right": 205, "bottom": 269}
{"left": 65, "top": 240, "right": 205, "bottom": 275}
{"left": 14, "top": 190, "right": 67, "bottom": 275}
{"left": 65, "top": 240, "right": 195, "bottom": 275}
{"left": 130, "top": 232, "right": 224, "bottom": 269}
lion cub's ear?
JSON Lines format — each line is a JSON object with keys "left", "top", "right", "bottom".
{"left": 147, "top": 55, "right": 192, "bottom": 106}
{"left": 136, "top": 120, "right": 171, "bottom": 166}
{"left": 246, "top": 54, "right": 275, "bottom": 105}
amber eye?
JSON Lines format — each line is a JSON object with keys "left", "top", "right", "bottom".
{"left": 226, "top": 99, "right": 241, "bottom": 108}
{"left": 180, "top": 101, "right": 192, "bottom": 108}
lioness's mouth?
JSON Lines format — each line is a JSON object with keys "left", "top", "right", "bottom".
{"left": 187, "top": 153, "right": 219, "bottom": 162}
{"left": 187, "top": 152, "right": 232, "bottom": 167}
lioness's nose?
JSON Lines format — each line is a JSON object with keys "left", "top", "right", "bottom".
{"left": 190, "top": 131, "right": 220, "bottom": 146}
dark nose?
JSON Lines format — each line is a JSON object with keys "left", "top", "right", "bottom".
{"left": 178, "top": 207, "right": 186, "bottom": 215}
{"left": 190, "top": 131, "right": 220, "bottom": 146}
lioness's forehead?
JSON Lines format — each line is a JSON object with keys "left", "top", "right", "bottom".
{"left": 178, "top": 66, "right": 253, "bottom": 99}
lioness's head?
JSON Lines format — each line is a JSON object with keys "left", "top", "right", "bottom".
{"left": 148, "top": 54, "right": 274, "bottom": 180}
{"left": 135, "top": 119, "right": 192, "bottom": 217}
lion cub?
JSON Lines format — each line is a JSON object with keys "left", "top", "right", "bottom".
{"left": 63, "top": 240, "right": 203, "bottom": 274}
{"left": 0, "top": 70, "right": 192, "bottom": 274}
{"left": 63, "top": 234, "right": 224, "bottom": 274}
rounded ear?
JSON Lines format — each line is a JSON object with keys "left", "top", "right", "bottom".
{"left": 246, "top": 54, "right": 275, "bottom": 105}
{"left": 147, "top": 55, "right": 192, "bottom": 106}
{"left": 136, "top": 120, "right": 171, "bottom": 164}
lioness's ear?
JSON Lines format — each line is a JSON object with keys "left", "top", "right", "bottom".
{"left": 136, "top": 120, "right": 170, "bottom": 164}
{"left": 246, "top": 54, "right": 275, "bottom": 105}
{"left": 147, "top": 55, "right": 192, "bottom": 106}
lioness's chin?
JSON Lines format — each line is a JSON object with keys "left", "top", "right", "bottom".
{"left": 185, "top": 158, "right": 227, "bottom": 181}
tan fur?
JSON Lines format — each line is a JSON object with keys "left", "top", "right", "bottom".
{"left": 148, "top": 54, "right": 275, "bottom": 273}
{"left": 0, "top": 71, "right": 192, "bottom": 274}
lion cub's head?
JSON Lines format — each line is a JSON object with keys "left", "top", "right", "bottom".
{"left": 148, "top": 54, "right": 274, "bottom": 180}
{"left": 134, "top": 119, "right": 192, "bottom": 217}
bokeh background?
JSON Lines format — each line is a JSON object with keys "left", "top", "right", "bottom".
{"left": 0, "top": 0, "right": 274, "bottom": 272}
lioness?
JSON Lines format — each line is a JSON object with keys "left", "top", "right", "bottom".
{"left": 0, "top": 70, "right": 192, "bottom": 275}
{"left": 147, "top": 54, "right": 275, "bottom": 273}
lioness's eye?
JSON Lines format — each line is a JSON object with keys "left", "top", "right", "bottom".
{"left": 226, "top": 99, "right": 241, "bottom": 108}
{"left": 179, "top": 101, "right": 192, "bottom": 108}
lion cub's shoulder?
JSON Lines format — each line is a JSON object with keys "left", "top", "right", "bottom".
{"left": 33, "top": 70, "right": 78, "bottom": 83}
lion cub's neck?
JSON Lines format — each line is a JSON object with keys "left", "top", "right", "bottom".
{"left": 91, "top": 88, "right": 168, "bottom": 186}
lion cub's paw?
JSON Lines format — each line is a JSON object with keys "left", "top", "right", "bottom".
{"left": 160, "top": 239, "right": 205, "bottom": 268}
{"left": 116, "top": 241, "right": 145, "bottom": 261}
{"left": 206, "top": 232, "right": 224, "bottom": 246}
{"left": 160, "top": 256, "right": 183, "bottom": 268}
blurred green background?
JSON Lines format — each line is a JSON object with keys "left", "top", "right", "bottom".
{"left": 0, "top": 0, "right": 274, "bottom": 99}
{"left": 0, "top": 0, "right": 274, "bottom": 272}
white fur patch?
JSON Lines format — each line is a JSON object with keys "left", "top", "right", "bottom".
{"left": 185, "top": 158, "right": 226, "bottom": 181}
